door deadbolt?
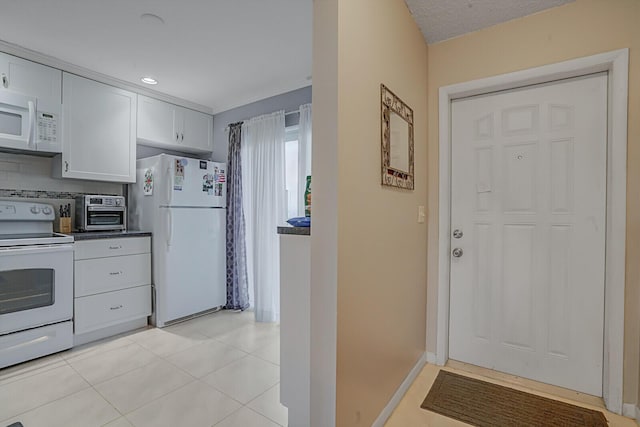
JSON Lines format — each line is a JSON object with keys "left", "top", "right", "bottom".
{"left": 452, "top": 248, "right": 463, "bottom": 258}
{"left": 453, "top": 229, "right": 463, "bottom": 239}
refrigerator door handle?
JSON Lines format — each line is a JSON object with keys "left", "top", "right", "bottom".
{"left": 166, "top": 166, "right": 173, "bottom": 206}
{"left": 167, "top": 210, "right": 173, "bottom": 247}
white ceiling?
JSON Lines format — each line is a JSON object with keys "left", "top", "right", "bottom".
{"left": 0, "top": 0, "right": 312, "bottom": 114}
{"left": 404, "top": 0, "right": 575, "bottom": 44}
{"left": 0, "top": 1, "right": 577, "bottom": 114}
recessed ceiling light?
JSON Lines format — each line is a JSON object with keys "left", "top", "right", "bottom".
{"left": 141, "top": 77, "right": 158, "bottom": 85}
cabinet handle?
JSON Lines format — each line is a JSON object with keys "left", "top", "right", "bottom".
{"left": 65, "top": 161, "right": 69, "bottom": 172}
{"left": 108, "top": 245, "right": 122, "bottom": 250}
{"left": 1, "top": 73, "right": 7, "bottom": 88}
{"left": 109, "top": 271, "right": 122, "bottom": 276}
{"left": 181, "top": 133, "right": 184, "bottom": 141}
{"left": 110, "top": 305, "right": 123, "bottom": 310}
{"left": 176, "top": 132, "right": 179, "bottom": 141}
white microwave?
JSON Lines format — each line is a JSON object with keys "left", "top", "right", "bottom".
{"left": 0, "top": 90, "right": 60, "bottom": 154}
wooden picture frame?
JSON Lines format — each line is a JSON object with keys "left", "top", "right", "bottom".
{"left": 381, "top": 84, "right": 414, "bottom": 190}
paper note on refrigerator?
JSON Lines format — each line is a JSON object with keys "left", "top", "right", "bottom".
{"left": 174, "top": 159, "right": 184, "bottom": 191}
{"left": 202, "top": 173, "right": 214, "bottom": 194}
{"left": 143, "top": 169, "right": 154, "bottom": 196}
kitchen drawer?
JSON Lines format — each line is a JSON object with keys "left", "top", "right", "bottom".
{"left": 75, "top": 253, "right": 151, "bottom": 297}
{"left": 74, "top": 285, "right": 151, "bottom": 335}
{"left": 74, "top": 236, "right": 150, "bottom": 260}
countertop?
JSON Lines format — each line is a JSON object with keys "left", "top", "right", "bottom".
{"left": 71, "top": 230, "right": 152, "bottom": 241}
{"left": 277, "top": 226, "right": 310, "bottom": 236}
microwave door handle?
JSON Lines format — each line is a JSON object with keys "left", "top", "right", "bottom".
{"left": 27, "top": 100, "right": 36, "bottom": 148}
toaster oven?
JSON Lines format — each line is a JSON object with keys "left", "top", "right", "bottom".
{"left": 75, "top": 195, "right": 126, "bottom": 231}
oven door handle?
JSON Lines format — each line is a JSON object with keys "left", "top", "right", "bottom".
{"left": 87, "top": 206, "right": 126, "bottom": 212}
{"left": 0, "top": 244, "right": 74, "bottom": 255}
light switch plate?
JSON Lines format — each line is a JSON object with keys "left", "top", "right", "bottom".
{"left": 418, "top": 205, "right": 425, "bottom": 223}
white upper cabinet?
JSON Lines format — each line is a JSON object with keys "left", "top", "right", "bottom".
{"left": 56, "top": 73, "right": 136, "bottom": 183}
{"left": 137, "top": 95, "right": 213, "bottom": 153}
{"left": 0, "top": 52, "right": 61, "bottom": 116}
{"left": 183, "top": 108, "right": 213, "bottom": 152}
{"left": 137, "top": 95, "right": 179, "bottom": 147}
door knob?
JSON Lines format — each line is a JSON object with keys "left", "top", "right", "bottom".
{"left": 453, "top": 229, "right": 463, "bottom": 239}
{"left": 452, "top": 248, "right": 463, "bottom": 258}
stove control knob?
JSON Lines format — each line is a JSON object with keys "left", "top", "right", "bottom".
{"left": 42, "top": 206, "right": 52, "bottom": 215}
{"left": 30, "top": 206, "right": 41, "bottom": 214}
{"left": 115, "top": 199, "right": 122, "bottom": 206}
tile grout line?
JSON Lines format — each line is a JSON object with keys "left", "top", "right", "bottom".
{"left": 0, "top": 382, "right": 95, "bottom": 425}
{"left": 72, "top": 342, "right": 163, "bottom": 389}
{"left": 0, "top": 359, "right": 92, "bottom": 424}
{"left": 245, "top": 382, "right": 286, "bottom": 426}
{"left": 64, "top": 357, "right": 126, "bottom": 420}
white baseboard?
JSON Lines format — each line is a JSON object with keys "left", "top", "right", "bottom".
{"left": 622, "top": 403, "right": 635, "bottom": 418}
{"left": 426, "top": 352, "right": 437, "bottom": 364}
{"left": 73, "top": 318, "right": 148, "bottom": 346}
{"left": 372, "top": 353, "right": 426, "bottom": 427}
{"left": 636, "top": 405, "right": 640, "bottom": 425}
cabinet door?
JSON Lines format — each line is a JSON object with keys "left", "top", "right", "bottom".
{"left": 182, "top": 107, "right": 213, "bottom": 152}
{"left": 74, "top": 285, "right": 151, "bottom": 335}
{"left": 61, "top": 73, "right": 136, "bottom": 182}
{"left": 137, "top": 95, "right": 180, "bottom": 147}
{"left": 0, "top": 52, "right": 61, "bottom": 116}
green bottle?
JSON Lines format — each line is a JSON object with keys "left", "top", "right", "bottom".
{"left": 304, "top": 175, "right": 311, "bottom": 217}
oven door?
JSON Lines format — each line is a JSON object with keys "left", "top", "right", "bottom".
{"left": 0, "top": 90, "right": 37, "bottom": 152}
{"left": 85, "top": 206, "right": 126, "bottom": 230}
{"left": 0, "top": 244, "right": 73, "bottom": 335}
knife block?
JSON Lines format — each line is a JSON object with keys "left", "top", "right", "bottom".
{"left": 56, "top": 217, "right": 72, "bottom": 234}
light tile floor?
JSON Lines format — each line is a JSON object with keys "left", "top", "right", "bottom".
{"left": 385, "top": 362, "right": 637, "bottom": 426}
{"left": 0, "top": 310, "right": 287, "bottom": 427}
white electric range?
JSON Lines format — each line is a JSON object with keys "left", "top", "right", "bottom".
{"left": 0, "top": 201, "right": 74, "bottom": 368}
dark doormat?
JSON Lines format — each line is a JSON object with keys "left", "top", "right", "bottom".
{"left": 421, "top": 370, "right": 608, "bottom": 426}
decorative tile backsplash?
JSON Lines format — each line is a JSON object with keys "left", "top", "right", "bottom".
{"left": 0, "top": 188, "right": 116, "bottom": 200}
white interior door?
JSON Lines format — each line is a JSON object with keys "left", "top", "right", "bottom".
{"left": 449, "top": 73, "right": 607, "bottom": 396}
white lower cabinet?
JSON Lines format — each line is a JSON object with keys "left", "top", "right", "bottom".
{"left": 279, "top": 233, "right": 310, "bottom": 426}
{"left": 75, "top": 285, "right": 151, "bottom": 335}
{"left": 75, "top": 253, "right": 151, "bottom": 297}
{"left": 74, "top": 236, "right": 151, "bottom": 345}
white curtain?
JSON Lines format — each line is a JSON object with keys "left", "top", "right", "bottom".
{"left": 297, "top": 103, "right": 312, "bottom": 216}
{"left": 241, "top": 111, "right": 286, "bottom": 322}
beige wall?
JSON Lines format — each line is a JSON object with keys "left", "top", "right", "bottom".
{"left": 325, "top": 0, "right": 429, "bottom": 425}
{"left": 425, "top": 0, "right": 640, "bottom": 406}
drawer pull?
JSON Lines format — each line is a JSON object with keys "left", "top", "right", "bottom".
{"left": 108, "top": 245, "right": 122, "bottom": 250}
{"left": 110, "top": 305, "right": 123, "bottom": 310}
{"left": 109, "top": 271, "right": 123, "bottom": 276}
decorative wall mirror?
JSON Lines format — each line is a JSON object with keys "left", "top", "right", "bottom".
{"left": 381, "top": 84, "right": 414, "bottom": 190}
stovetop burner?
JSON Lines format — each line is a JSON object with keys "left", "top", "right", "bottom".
{"left": 0, "top": 201, "right": 74, "bottom": 247}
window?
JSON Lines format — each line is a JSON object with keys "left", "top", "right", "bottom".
{"left": 284, "top": 125, "right": 300, "bottom": 219}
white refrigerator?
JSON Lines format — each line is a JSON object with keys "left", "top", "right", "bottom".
{"left": 129, "top": 154, "right": 227, "bottom": 327}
